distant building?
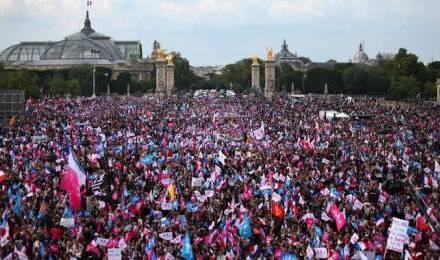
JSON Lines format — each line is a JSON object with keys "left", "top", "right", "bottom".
{"left": 0, "top": 11, "right": 153, "bottom": 81}
{"left": 273, "top": 40, "right": 381, "bottom": 71}
{"left": 275, "top": 40, "right": 310, "bottom": 71}
{"left": 191, "top": 65, "right": 224, "bottom": 80}
{"left": 350, "top": 42, "right": 376, "bottom": 65}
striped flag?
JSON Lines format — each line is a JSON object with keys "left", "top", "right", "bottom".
{"left": 91, "top": 174, "right": 105, "bottom": 193}
{"left": 376, "top": 215, "right": 385, "bottom": 227}
{"left": 67, "top": 147, "right": 86, "bottom": 187}
{"left": 60, "top": 148, "right": 87, "bottom": 211}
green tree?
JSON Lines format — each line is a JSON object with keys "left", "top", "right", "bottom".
{"left": 68, "top": 65, "right": 93, "bottom": 96}
{"left": 170, "top": 52, "right": 199, "bottom": 92}
{"left": 137, "top": 80, "right": 155, "bottom": 93}
{"left": 421, "top": 81, "right": 436, "bottom": 99}
{"left": 48, "top": 75, "right": 81, "bottom": 96}
{"left": 48, "top": 76, "right": 67, "bottom": 95}
{"left": 222, "top": 58, "right": 252, "bottom": 93}
{"left": 304, "top": 68, "right": 342, "bottom": 93}
{"left": 342, "top": 66, "right": 368, "bottom": 94}
{"left": 66, "top": 79, "right": 81, "bottom": 95}
{"left": 112, "top": 72, "right": 131, "bottom": 94}
{"left": 6, "top": 71, "right": 40, "bottom": 97}
{"left": 365, "top": 67, "right": 390, "bottom": 95}
{"left": 393, "top": 48, "right": 427, "bottom": 83}
{"left": 276, "top": 63, "right": 303, "bottom": 93}
{"left": 389, "top": 76, "right": 418, "bottom": 100}
{"left": 427, "top": 61, "right": 440, "bottom": 82}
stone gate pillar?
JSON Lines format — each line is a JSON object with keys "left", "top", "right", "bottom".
{"left": 251, "top": 62, "right": 261, "bottom": 93}
{"left": 166, "top": 64, "right": 175, "bottom": 96}
{"left": 264, "top": 60, "right": 275, "bottom": 98}
{"left": 155, "top": 59, "right": 167, "bottom": 97}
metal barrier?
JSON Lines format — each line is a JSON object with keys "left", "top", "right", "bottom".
{"left": 0, "top": 90, "right": 25, "bottom": 127}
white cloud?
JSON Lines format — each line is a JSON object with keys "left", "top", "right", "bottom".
{"left": 0, "top": 0, "right": 14, "bottom": 14}
{"left": 0, "top": 0, "right": 439, "bottom": 64}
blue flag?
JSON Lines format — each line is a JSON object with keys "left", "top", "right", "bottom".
{"left": 141, "top": 155, "right": 153, "bottom": 165}
{"left": 281, "top": 253, "right": 297, "bottom": 260}
{"left": 239, "top": 213, "right": 253, "bottom": 238}
{"left": 180, "top": 233, "right": 194, "bottom": 260}
{"left": 13, "top": 192, "right": 23, "bottom": 215}
{"left": 63, "top": 207, "right": 74, "bottom": 218}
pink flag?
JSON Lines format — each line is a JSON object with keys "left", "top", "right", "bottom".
{"left": 330, "top": 203, "right": 340, "bottom": 219}
{"left": 60, "top": 148, "right": 87, "bottom": 211}
{"left": 336, "top": 212, "right": 346, "bottom": 232}
{"left": 60, "top": 167, "right": 81, "bottom": 211}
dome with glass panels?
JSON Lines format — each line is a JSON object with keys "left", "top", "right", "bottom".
{"left": 0, "top": 12, "right": 130, "bottom": 66}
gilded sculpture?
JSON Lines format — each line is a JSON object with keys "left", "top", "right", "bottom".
{"left": 166, "top": 53, "right": 174, "bottom": 65}
{"left": 266, "top": 48, "right": 274, "bottom": 61}
{"left": 251, "top": 55, "right": 259, "bottom": 65}
{"left": 156, "top": 48, "right": 166, "bottom": 60}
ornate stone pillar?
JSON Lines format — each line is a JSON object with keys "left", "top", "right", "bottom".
{"left": 155, "top": 59, "right": 167, "bottom": 97}
{"left": 251, "top": 59, "right": 260, "bottom": 93}
{"left": 437, "top": 78, "right": 440, "bottom": 104}
{"left": 166, "top": 64, "right": 175, "bottom": 96}
{"left": 264, "top": 60, "right": 275, "bottom": 98}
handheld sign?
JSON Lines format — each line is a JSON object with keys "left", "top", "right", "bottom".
{"left": 108, "top": 248, "right": 122, "bottom": 260}
{"left": 159, "top": 232, "right": 173, "bottom": 241}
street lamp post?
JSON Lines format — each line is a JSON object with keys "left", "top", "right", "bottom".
{"left": 92, "top": 62, "right": 96, "bottom": 97}
{"left": 105, "top": 73, "right": 110, "bottom": 95}
{"left": 302, "top": 73, "right": 306, "bottom": 93}
{"left": 91, "top": 49, "right": 100, "bottom": 97}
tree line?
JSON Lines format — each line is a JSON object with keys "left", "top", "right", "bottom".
{"left": 0, "top": 48, "right": 438, "bottom": 100}
{"left": 0, "top": 52, "right": 198, "bottom": 98}
{"left": 195, "top": 48, "right": 439, "bottom": 100}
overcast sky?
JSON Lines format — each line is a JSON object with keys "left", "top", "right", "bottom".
{"left": 0, "top": 0, "right": 439, "bottom": 66}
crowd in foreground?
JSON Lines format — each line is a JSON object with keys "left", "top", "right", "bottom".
{"left": 0, "top": 94, "right": 439, "bottom": 259}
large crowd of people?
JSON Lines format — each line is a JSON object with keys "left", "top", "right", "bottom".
{"left": 0, "top": 94, "right": 438, "bottom": 259}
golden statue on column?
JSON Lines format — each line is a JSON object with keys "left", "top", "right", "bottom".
{"left": 266, "top": 48, "right": 274, "bottom": 61}
{"left": 166, "top": 53, "right": 174, "bottom": 65}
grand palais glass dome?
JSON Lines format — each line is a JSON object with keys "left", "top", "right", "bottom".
{"left": 0, "top": 12, "right": 142, "bottom": 67}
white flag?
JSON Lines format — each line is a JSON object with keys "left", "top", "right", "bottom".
{"left": 430, "top": 239, "right": 439, "bottom": 251}
{"left": 306, "top": 244, "right": 314, "bottom": 259}
{"left": 252, "top": 122, "right": 265, "bottom": 140}
{"left": 271, "top": 192, "right": 281, "bottom": 202}
{"left": 170, "top": 234, "right": 182, "bottom": 244}
{"left": 350, "top": 233, "right": 359, "bottom": 244}
{"left": 434, "top": 160, "right": 440, "bottom": 173}
{"left": 218, "top": 151, "right": 227, "bottom": 165}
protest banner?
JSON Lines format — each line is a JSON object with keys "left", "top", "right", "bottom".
{"left": 96, "top": 237, "right": 109, "bottom": 247}
{"left": 159, "top": 232, "right": 173, "bottom": 241}
{"left": 386, "top": 217, "right": 409, "bottom": 253}
{"left": 314, "top": 247, "right": 328, "bottom": 259}
{"left": 161, "top": 201, "right": 173, "bottom": 211}
{"left": 108, "top": 248, "right": 122, "bottom": 260}
{"left": 60, "top": 218, "right": 75, "bottom": 228}
{"left": 191, "top": 177, "right": 204, "bottom": 187}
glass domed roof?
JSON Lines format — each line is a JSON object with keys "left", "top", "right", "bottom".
{"left": 0, "top": 11, "right": 127, "bottom": 65}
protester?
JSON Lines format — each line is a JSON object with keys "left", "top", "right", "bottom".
{"left": 0, "top": 94, "right": 438, "bottom": 259}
